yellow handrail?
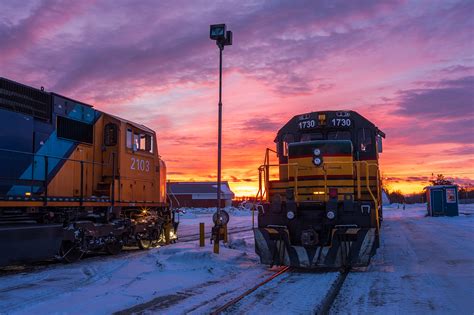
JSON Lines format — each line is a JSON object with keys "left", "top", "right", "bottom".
{"left": 257, "top": 156, "right": 381, "bottom": 231}
{"left": 356, "top": 161, "right": 361, "bottom": 199}
{"left": 365, "top": 162, "right": 380, "bottom": 233}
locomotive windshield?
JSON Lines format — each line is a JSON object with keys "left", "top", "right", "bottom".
{"left": 328, "top": 131, "right": 351, "bottom": 140}
{"left": 301, "top": 132, "right": 323, "bottom": 141}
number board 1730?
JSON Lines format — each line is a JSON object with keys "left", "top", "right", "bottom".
{"left": 330, "top": 118, "right": 352, "bottom": 127}
{"left": 298, "top": 119, "right": 317, "bottom": 130}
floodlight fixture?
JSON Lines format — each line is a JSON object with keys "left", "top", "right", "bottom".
{"left": 210, "top": 24, "right": 233, "bottom": 49}
{"left": 210, "top": 24, "right": 226, "bottom": 40}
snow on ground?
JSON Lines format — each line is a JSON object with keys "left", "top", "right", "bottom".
{"left": 1, "top": 204, "right": 473, "bottom": 314}
{"left": 224, "top": 271, "right": 339, "bottom": 315}
{"left": 0, "top": 208, "right": 265, "bottom": 315}
{"left": 332, "top": 203, "right": 474, "bottom": 315}
{"left": 177, "top": 207, "right": 255, "bottom": 239}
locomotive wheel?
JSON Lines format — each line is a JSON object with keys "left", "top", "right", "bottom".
{"left": 138, "top": 228, "right": 161, "bottom": 250}
{"left": 59, "top": 241, "right": 83, "bottom": 263}
{"left": 138, "top": 238, "right": 153, "bottom": 250}
{"left": 106, "top": 240, "right": 123, "bottom": 255}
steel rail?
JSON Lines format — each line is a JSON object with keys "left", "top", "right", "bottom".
{"left": 210, "top": 266, "right": 290, "bottom": 314}
{"left": 315, "top": 268, "right": 350, "bottom": 315}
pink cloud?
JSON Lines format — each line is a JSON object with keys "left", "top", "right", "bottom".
{"left": 1, "top": 0, "right": 472, "bottom": 194}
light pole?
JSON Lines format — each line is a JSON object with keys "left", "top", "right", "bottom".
{"left": 209, "top": 24, "right": 232, "bottom": 252}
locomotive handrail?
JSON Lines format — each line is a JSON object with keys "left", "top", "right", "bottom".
{"left": 0, "top": 148, "right": 118, "bottom": 204}
{"left": 258, "top": 159, "right": 379, "bottom": 205}
{"left": 365, "top": 162, "right": 380, "bottom": 232}
{"left": 255, "top": 148, "right": 277, "bottom": 202}
{"left": 322, "top": 160, "right": 380, "bottom": 231}
{"left": 0, "top": 148, "right": 112, "bottom": 166}
{"left": 321, "top": 160, "right": 379, "bottom": 201}
{"left": 257, "top": 162, "right": 299, "bottom": 202}
{"left": 256, "top": 149, "right": 381, "bottom": 233}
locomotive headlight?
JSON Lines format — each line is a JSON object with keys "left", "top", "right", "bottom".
{"left": 313, "top": 148, "right": 321, "bottom": 156}
{"left": 287, "top": 211, "right": 295, "bottom": 220}
{"left": 313, "top": 157, "right": 322, "bottom": 166}
{"left": 326, "top": 211, "right": 335, "bottom": 220}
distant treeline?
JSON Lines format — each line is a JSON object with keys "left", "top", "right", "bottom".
{"left": 387, "top": 187, "right": 474, "bottom": 204}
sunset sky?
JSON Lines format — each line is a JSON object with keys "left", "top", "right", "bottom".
{"left": 1, "top": 0, "right": 473, "bottom": 196}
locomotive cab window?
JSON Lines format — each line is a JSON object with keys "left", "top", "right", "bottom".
{"left": 133, "top": 133, "right": 140, "bottom": 151}
{"left": 376, "top": 135, "right": 383, "bottom": 153}
{"left": 128, "top": 130, "right": 154, "bottom": 154}
{"left": 282, "top": 134, "right": 295, "bottom": 157}
{"left": 126, "top": 129, "right": 133, "bottom": 149}
{"left": 104, "top": 123, "right": 118, "bottom": 146}
{"left": 146, "top": 134, "right": 153, "bottom": 153}
{"left": 358, "top": 128, "right": 373, "bottom": 152}
{"left": 138, "top": 134, "right": 153, "bottom": 153}
{"left": 140, "top": 134, "right": 146, "bottom": 151}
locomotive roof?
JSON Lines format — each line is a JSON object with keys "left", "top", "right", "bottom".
{"left": 0, "top": 77, "right": 156, "bottom": 135}
{"left": 108, "top": 113, "right": 155, "bottom": 135}
{"left": 51, "top": 92, "right": 155, "bottom": 135}
{"left": 276, "top": 110, "right": 385, "bottom": 141}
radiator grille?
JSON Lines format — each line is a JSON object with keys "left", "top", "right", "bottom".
{"left": 0, "top": 77, "right": 52, "bottom": 121}
{"left": 57, "top": 116, "right": 93, "bottom": 144}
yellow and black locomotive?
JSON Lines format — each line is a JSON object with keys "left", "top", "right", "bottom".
{"left": 0, "top": 77, "right": 175, "bottom": 266}
{"left": 254, "top": 110, "right": 384, "bottom": 268}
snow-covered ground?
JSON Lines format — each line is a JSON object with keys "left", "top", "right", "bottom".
{"left": 177, "top": 207, "right": 255, "bottom": 239}
{"left": 332, "top": 203, "right": 474, "bottom": 315}
{"left": 0, "top": 208, "right": 263, "bottom": 315}
{"left": 1, "top": 204, "right": 473, "bottom": 314}
{"left": 224, "top": 271, "right": 340, "bottom": 314}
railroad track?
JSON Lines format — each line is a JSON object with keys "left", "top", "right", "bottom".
{"left": 210, "top": 266, "right": 350, "bottom": 314}
{"left": 211, "top": 266, "right": 291, "bottom": 314}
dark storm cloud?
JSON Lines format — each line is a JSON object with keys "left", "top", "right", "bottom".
{"left": 384, "top": 176, "right": 430, "bottom": 183}
{"left": 394, "top": 76, "right": 474, "bottom": 119}
{"left": 444, "top": 145, "right": 474, "bottom": 156}
{"left": 238, "top": 118, "right": 282, "bottom": 132}
{"left": 0, "top": 0, "right": 96, "bottom": 62}
{"left": 441, "top": 65, "right": 474, "bottom": 74}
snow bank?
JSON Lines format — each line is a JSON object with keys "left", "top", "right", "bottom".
{"left": 383, "top": 203, "right": 474, "bottom": 219}
{"left": 178, "top": 206, "right": 252, "bottom": 219}
{"left": 0, "top": 232, "right": 263, "bottom": 315}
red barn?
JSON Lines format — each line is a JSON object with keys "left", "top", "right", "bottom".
{"left": 167, "top": 182, "right": 235, "bottom": 208}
